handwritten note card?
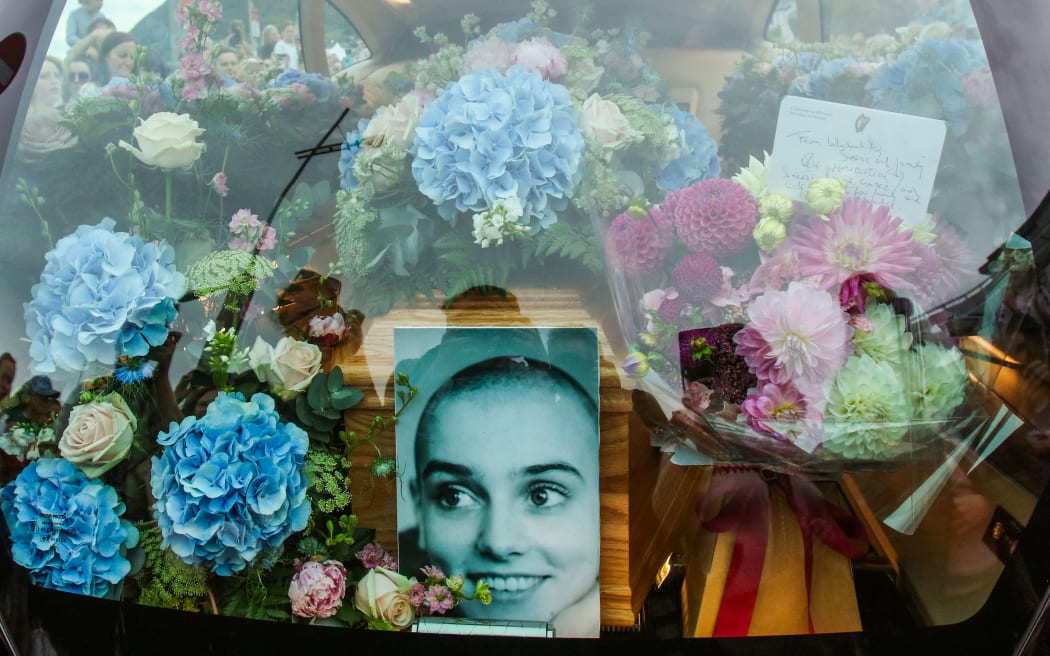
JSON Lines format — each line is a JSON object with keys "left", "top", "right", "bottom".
{"left": 767, "top": 96, "right": 947, "bottom": 225}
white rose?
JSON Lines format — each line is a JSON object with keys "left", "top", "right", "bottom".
{"left": 354, "top": 567, "right": 416, "bottom": 630}
{"left": 362, "top": 95, "right": 422, "bottom": 150}
{"left": 567, "top": 56, "right": 604, "bottom": 95}
{"left": 249, "top": 336, "right": 322, "bottom": 401}
{"left": 580, "top": 94, "right": 635, "bottom": 150}
{"left": 118, "top": 112, "right": 205, "bottom": 170}
{"left": 58, "top": 393, "right": 137, "bottom": 478}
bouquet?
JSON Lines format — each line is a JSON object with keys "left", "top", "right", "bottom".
{"left": 334, "top": 2, "right": 722, "bottom": 315}
{"left": 0, "top": 0, "right": 490, "bottom": 629}
{"left": 604, "top": 165, "right": 984, "bottom": 469}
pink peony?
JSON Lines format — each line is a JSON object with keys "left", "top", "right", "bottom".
{"left": 792, "top": 199, "right": 923, "bottom": 292}
{"left": 734, "top": 282, "right": 852, "bottom": 389}
{"left": 308, "top": 313, "right": 349, "bottom": 346}
{"left": 512, "top": 37, "right": 568, "bottom": 81}
{"left": 671, "top": 253, "right": 723, "bottom": 303}
{"left": 288, "top": 560, "right": 347, "bottom": 619}
{"left": 665, "top": 178, "right": 757, "bottom": 258}
{"left": 604, "top": 207, "right": 673, "bottom": 274}
{"left": 464, "top": 37, "right": 516, "bottom": 73}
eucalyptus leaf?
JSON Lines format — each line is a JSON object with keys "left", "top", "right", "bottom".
{"left": 327, "top": 368, "right": 343, "bottom": 395}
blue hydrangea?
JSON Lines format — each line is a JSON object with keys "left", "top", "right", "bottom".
{"left": 789, "top": 57, "right": 857, "bottom": 98}
{"left": 865, "top": 39, "right": 988, "bottom": 136}
{"left": 150, "top": 392, "right": 311, "bottom": 575}
{"left": 269, "top": 69, "right": 336, "bottom": 103}
{"left": 1, "top": 458, "right": 138, "bottom": 597}
{"left": 338, "top": 118, "right": 370, "bottom": 192}
{"left": 655, "top": 105, "right": 720, "bottom": 192}
{"left": 410, "top": 66, "right": 584, "bottom": 228}
{"left": 24, "top": 219, "right": 185, "bottom": 376}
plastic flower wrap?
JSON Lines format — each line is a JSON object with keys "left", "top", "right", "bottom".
{"left": 150, "top": 392, "right": 311, "bottom": 575}
{"left": 24, "top": 218, "right": 185, "bottom": 376}
{"left": 1, "top": 458, "right": 139, "bottom": 597}
{"left": 334, "top": 12, "right": 721, "bottom": 315}
{"left": 605, "top": 166, "right": 980, "bottom": 468}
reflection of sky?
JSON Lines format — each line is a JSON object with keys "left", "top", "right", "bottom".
{"left": 47, "top": 0, "right": 162, "bottom": 57}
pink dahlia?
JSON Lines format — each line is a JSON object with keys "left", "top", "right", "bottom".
{"left": 671, "top": 253, "right": 723, "bottom": 303}
{"left": 666, "top": 178, "right": 757, "bottom": 258}
{"left": 739, "top": 382, "right": 818, "bottom": 447}
{"left": 793, "top": 199, "right": 923, "bottom": 292}
{"left": 604, "top": 207, "right": 673, "bottom": 274}
{"left": 288, "top": 560, "right": 347, "bottom": 619}
{"left": 734, "top": 282, "right": 852, "bottom": 388}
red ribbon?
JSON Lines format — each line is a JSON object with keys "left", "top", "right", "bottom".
{"left": 696, "top": 467, "right": 869, "bottom": 637}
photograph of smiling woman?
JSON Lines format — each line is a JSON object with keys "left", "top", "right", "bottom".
{"left": 395, "top": 327, "right": 601, "bottom": 638}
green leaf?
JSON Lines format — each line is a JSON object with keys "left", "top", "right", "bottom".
{"left": 335, "top": 604, "right": 364, "bottom": 626}
{"left": 308, "top": 377, "right": 327, "bottom": 409}
{"left": 326, "top": 368, "right": 343, "bottom": 394}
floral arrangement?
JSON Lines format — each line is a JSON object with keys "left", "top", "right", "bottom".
{"left": 605, "top": 164, "right": 980, "bottom": 466}
{"left": 334, "top": 2, "right": 721, "bottom": 314}
{"left": 0, "top": 0, "right": 494, "bottom": 629}
{"left": 716, "top": 22, "right": 1021, "bottom": 256}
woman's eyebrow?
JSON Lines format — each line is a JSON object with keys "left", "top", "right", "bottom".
{"left": 519, "top": 463, "right": 584, "bottom": 480}
{"left": 420, "top": 460, "right": 474, "bottom": 478}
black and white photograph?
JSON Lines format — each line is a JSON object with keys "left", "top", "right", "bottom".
{"left": 394, "top": 327, "right": 601, "bottom": 638}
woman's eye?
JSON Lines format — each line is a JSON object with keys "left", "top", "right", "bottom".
{"left": 527, "top": 484, "right": 569, "bottom": 508}
{"left": 435, "top": 486, "right": 479, "bottom": 510}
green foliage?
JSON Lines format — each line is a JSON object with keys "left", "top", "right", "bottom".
{"left": 134, "top": 523, "right": 209, "bottom": 612}
{"left": 304, "top": 448, "right": 352, "bottom": 514}
{"left": 529, "top": 221, "right": 605, "bottom": 273}
{"left": 220, "top": 557, "right": 293, "bottom": 621}
{"left": 295, "top": 367, "right": 365, "bottom": 440}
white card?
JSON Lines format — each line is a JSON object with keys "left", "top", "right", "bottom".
{"left": 767, "top": 96, "right": 947, "bottom": 225}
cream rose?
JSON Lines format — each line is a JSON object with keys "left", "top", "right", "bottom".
{"left": 118, "top": 112, "right": 205, "bottom": 170}
{"left": 354, "top": 567, "right": 416, "bottom": 630}
{"left": 58, "top": 393, "right": 137, "bottom": 478}
{"left": 362, "top": 94, "right": 422, "bottom": 150}
{"left": 580, "top": 93, "right": 635, "bottom": 150}
{"left": 248, "top": 336, "right": 322, "bottom": 401}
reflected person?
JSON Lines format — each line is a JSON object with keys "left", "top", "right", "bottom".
{"left": 411, "top": 356, "right": 600, "bottom": 637}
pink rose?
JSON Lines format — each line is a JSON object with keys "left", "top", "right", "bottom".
{"left": 512, "top": 37, "right": 568, "bottom": 81}
{"left": 289, "top": 560, "right": 347, "bottom": 619}
{"left": 580, "top": 93, "right": 635, "bottom": 150}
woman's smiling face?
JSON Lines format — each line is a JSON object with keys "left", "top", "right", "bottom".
{"left": 414, "top": 373, "right": 600, "bottom": 626}
{"left": 105, "top": 40, "right": 136, "bottom": 77}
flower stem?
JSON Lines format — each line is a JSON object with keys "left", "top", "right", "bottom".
{"left": 165, "top": 171, "right": 173, "bottom": 226}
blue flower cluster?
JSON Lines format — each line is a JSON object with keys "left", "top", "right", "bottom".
{"left": 1, "top": 458, "right": 138, "bottom": 597}
{"left": 789, "top": 57, "right": 857, "bottom": 98}
{"left": 655, "top": 105, "right": 720, "bottom": 192}
{"left": 489, "top": 18, "right": 572, "bottom": 47}
{"left": 269, "top": 69, "right": 336, "bottom": 103}
{"left": 24, "top": 218, "right": 185, "bottom": 376}
{"left": 150, "top": 392, "right": 311, "bottom": 575}
{"left": 410, "top": 66, "right": 584, "bottom": 228}
{"left": 338, "top": 118, "right": 370, "bottom": 192}
{"left": 866, "top": 39, "right": 988, "bottom": 136}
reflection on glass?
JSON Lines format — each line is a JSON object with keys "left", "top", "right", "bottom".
{"left": 0, "top": 0, "right": 1043, "bottom": 646}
